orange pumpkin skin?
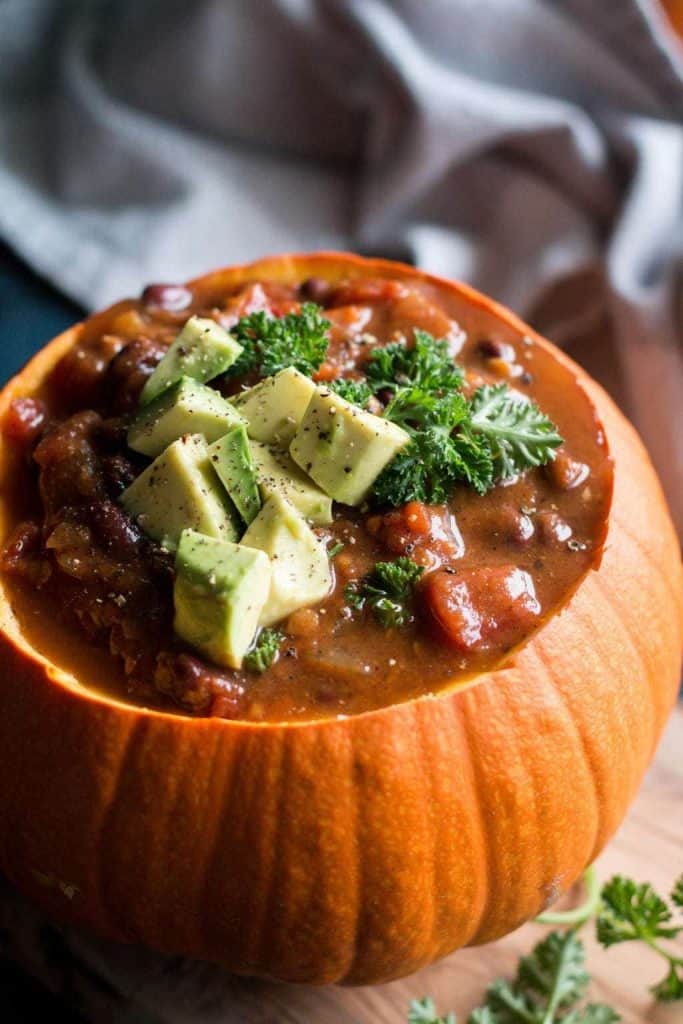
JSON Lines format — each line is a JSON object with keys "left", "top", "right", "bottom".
{"left": 0, "top": 254, "right": 680, "bottom": 986}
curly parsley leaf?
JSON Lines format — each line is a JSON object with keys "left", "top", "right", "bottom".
{"left": 228, "top": 303, "right": 330, "bottom": 379}
{"left": 372, "top": 388, "right": 493, "bottom": 504}
{"left": 366, "top": 329, "right": 464, "bottom": 394}
{"left": 346, "top": 556, "right": 424, "bottom": 628}
{"left": 597, "top": 875, "right": 683, "bottom": 1002}
{"left": 243, "top": 628, "right": 283, "bottom": 673}
{"left": 408, "top": 997, "right": 457, "bottom": 1024}
{"left": 597, "top": 876, "right": 680, "bottom": 947}
{"left": 672, "top": 875, "right": 683, "bottom": 910}
{"left": 468, "top": 384, "right": 562, "bottom": 480}
{"left": 326, "top": 377, "right": 373, "bottom": 408}
{"left": 409, "top": 932, "right": 618, "bottom": 1024}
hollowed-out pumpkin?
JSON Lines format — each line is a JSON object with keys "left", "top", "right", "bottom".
{"left": 0, "top": 253, "right": 680, "bottom": 986}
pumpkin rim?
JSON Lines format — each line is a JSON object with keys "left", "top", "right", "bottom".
{"left": 0, "top": 250, "right": 616, "bottom": 730}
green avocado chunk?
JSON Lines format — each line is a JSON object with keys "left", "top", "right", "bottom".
{"left": 128, "top": 377, "right": 246, "bottom": 458}
{"left": 289, "top": 386, "right": 410, "bottom": 505}
{"left": 174, "top": 529, "right": 271, "bottom": 669}
{"left": 232, "top": 367, "right": 316, "bottom": 446}
{"left": 208, "top": 425, "right": 261, "bottom": 525}
{"left": 120, "top": 434, "right": 238, "bottom": 551}
{"left": 249, "top": 441, "right": 333, "bottom": 526}
{"left": 141, "top": 316, "right": 243, "bottom": 405}
{"left": 241, "top": 493, "right": 332, "bottom": 627}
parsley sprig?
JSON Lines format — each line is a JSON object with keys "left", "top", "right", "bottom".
{"left": 361, "top": 329, "right": 562, "bottom": 506}
{"left": 228, "top": 303, "right": 330, "bottom": 379}
{"left": 345, "top": 557, "right": 424, "bottom": 628}
{"left": 597, "top": 875, "right": 683, "bottom": 1000}
{"left": 366, "top": 329, "right": 464, "bottom": 394}
{"left": 243, "top": 628, "right": 283, "bottom": 673}
{"left": 409, "top": 931, "right": 617, "bottom": 1024}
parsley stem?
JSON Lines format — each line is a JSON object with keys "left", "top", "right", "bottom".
{"left": 536, "top": 865, "right": 601, "bottom": 929}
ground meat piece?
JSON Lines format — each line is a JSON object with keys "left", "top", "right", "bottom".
{"left": 34, "top": 412, "right": 107, "bottom": 524}
{"left": 3, "top": 398, "right": 48, "bottom": 450}
{"left": 0, "top": 520, "right": 51, "bottom": 586}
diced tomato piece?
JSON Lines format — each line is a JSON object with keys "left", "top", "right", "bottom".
{"left": 3, "top": 398, "right": 47, "bottom": 448}
{"left": 373, "top": 504, "right": 463, "bottom": 565}
{"left": 419, "top": 565, "right": 540, "bottom": 652}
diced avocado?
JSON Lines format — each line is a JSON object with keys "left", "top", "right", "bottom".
{"left": 232, "top": 367, "right": 316, "bottom": 446}
{"left": 249, "top": 441, "right": 333, "bottom": 526}
{"left": 120, "top": 434, "right": 238, "bottom": 551}
{"left": 128, "top": 377, "right": 246, "bottom": 458}
{"left": 208, "top": 425, "right": 261, "bottom": 525}
{"left": 141, "top": 316, "right": 243, "bottom": 405}
{"left": 174, "top": 529, "right": 271, "bottom": 669}
{"left": 289, "top": 387, "right": 410, "bottom": 505}
{"left": 241, "top": 494, "right": 332, "bottom": 627}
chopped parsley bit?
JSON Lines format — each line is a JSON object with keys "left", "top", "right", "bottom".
{"left": 327, "top": 540, "right": 345, "bottom": 558}
{"left": 227, "top": 303, "right": 330, "bottom": 379}
{"left": 345, "top": 556, "right": 424, "bottom": 628}
{"left": 366, "top": 328, "right": 464, "bottom": 394}
{"left": 326, "top": 377, "right": 373, "bottom": 408}
{"left": 243, "top": 628, "right": 284, "bottom": 673}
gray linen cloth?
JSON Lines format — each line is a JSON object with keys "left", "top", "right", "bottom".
{"left": 0, "top": 2, "right": 682, "bottom": 1019}
{"left": 1, "top": 0, "right": 683, "bottom": 527}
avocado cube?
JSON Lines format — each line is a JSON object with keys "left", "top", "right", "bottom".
{"left": 174, "top": 529, "right": 271, "bottom": 669}
{"left": 249, "top": 441, "right": 333, "bottom": 526}
{"left": 232, "top": 367, "right": 316, "bottom": 446}
{"left": 128, "top": 377, "right": 246, "bottom": 458}
{"left": 141, "top": 316, "right": 243, "bottom": 405}
{"left": 120, "top": 434, "right": 238, "bottom": 551}
{"left": 208, "top": 425, "right": 261, "bottom": 525}
{"left": 289, "top": 387, "right": 410, "bottom": 506}
{"left": 241, "top": 494, "right": 332, "bottom": 627}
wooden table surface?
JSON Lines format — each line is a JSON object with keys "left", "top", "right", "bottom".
{"left": 3, "top": 707, "right": 680, "bottom": 1024}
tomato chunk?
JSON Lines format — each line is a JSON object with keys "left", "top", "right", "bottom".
{"left": 420, "top": 565, "right": 541, "bottom": 652}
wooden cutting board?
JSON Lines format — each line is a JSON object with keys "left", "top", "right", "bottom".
{"left": 1, "top": 708, "right": 681, "bottom": 1023}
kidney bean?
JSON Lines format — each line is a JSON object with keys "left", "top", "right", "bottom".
{"left": 51, "top": 335, "right": 125, "bottom": 409}
{"left": 545, "top": 450, "right": 590, "bottom": 490}
{"left": 141, "top": 283, "right": 193, "bottom": 312}
{"left": 537, "top": 511, "right": 573, "bottom": 544}
{"left": 106, "top": 336, "right": 168, "bottom": 412}
{"left": 299, "top": 277, "right": 332, "bottom": 305}
{"left": 88, "top": 500, "right": 142, "bottom": 561}
{"left": 3, "top": 398, "right": 48, "bottom": 450}
{"left": 478, "top": 338, "right": 516, "bottom": 362}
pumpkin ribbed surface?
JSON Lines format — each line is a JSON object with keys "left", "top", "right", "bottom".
{"left": 0, "top": 254, "right": 680, "bottom": 985}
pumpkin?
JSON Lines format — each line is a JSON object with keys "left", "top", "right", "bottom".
{"left": 0, "top": 253, "right": 680, "bottom": 986}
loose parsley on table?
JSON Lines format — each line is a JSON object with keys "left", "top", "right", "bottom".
{"left": 345, "top": 557, "right": 424, "bottom": 628}
{"left": 243, "top": 628, "right": 283, "bottom": 673}
{"left": 406, "top": 869, "right": 683, "bottom": 1024}
{"left": 597, "top": 874, "right": 683, "bottom": 1000}
{"left": 408, "top": 931, "right": 618, "bottom": 1024}
{"left": 228, "top": 303, "right": 330, "bottom": 379}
